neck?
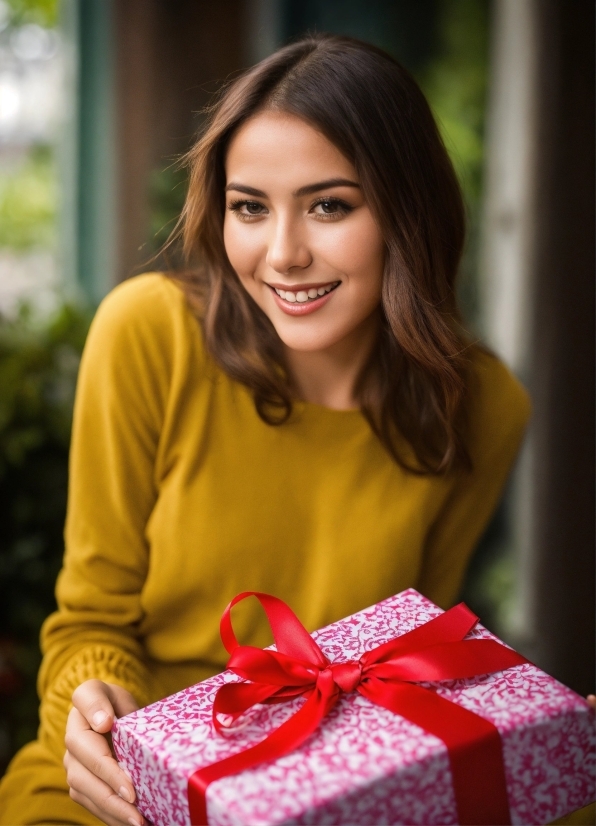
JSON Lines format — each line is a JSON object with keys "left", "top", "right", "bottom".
{"left": 284, "top": 315, "right": 379, "bottom": 410}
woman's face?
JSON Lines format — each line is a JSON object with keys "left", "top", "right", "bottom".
{"left": 223, "top": 111, "right": 385, "bottom": 354}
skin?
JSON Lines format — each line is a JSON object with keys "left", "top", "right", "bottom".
{"left": 64, "top": 681, "right": 141, "bottom": 826}
{"left": 63, "top": 112, "right": 596, "bottom": 824}
{"left": 223, "top": 110, "right": 386, "bottom": 409}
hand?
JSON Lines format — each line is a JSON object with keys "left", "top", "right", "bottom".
{"left": 587, "top": 695, "right": 596, "bottom": 710}
{"left": 64, "top": 679, "right": 144, "bottom": 826}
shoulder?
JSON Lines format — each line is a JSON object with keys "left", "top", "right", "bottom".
{"left": 464, "top": 345, "right": 532, "bottom": 463}
{"left": 78, "top": 274, "right": 212, "bottom": 409}
{"left": 90, "top": 272, "right": 190, "bottom": 337}
{"left": 85, "top": 273, "right": 203, "bottom": 364}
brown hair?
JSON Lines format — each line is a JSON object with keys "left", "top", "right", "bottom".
{"left": 176, "top": 34, "right": 472, "bottom": 474}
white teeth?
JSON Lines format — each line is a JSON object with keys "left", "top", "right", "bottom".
{"left": 273, "top": 282, "right": 339, "bottom": 302}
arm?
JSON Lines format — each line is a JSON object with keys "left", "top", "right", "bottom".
{"left": 417, "top": 350, "right": 532, "bottom": 609}
{"left": 37, "top": 275, "right": 183, "bottom": 824}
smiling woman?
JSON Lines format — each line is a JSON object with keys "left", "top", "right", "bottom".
{"left": 181, "top": 35, "right": 470, "bottom": 474}
{"left": 0, "top": 34, "right": 540, "bottom": 826}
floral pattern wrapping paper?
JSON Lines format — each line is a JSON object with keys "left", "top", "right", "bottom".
{"left": 112, "top": 589, "right": 596, "bottom": 825}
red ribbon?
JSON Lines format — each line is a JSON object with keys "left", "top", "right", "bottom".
{"left": 188, "top": 592, "right": 527, "bottom": 825}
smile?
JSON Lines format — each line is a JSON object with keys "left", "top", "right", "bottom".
{"left": 271, "top": 281, "right": 340, "bottom": 304}
{"left": 268, "top": 280, "right": 341, "bottom": 317}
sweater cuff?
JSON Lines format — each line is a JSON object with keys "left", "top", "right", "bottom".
{"left": 38, "top": 644, "right": 153, "bottom": 761}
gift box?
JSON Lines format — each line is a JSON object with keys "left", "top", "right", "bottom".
{"left": 112, "top": 589, "right": 595, "bottom": 826}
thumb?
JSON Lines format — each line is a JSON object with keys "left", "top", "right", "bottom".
{"left": 105, "top": 682, "right": 140, "bottom": 719}
{"left": 72, "top": 679, "right": 118, "bottom": 733}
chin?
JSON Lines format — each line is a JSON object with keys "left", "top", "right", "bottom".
{"left": 273, "top": 325, "right": 344, "bottom": 353}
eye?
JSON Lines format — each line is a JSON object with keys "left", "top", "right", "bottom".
{"left": 310, "top": 197, "right": 354, "bottom": 220}
{"left": 227, "top": 200, "right": 268, "bottom": 220}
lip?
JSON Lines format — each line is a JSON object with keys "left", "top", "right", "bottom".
{"left": 267, "top": 281, "right": 339, "bottom": 293}
{"left": 268, "top": 282, "right": 340, "bottom": 316}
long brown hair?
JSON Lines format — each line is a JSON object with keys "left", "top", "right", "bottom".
{"left": 176, "top": 34, "right": 472, "bottom": 474}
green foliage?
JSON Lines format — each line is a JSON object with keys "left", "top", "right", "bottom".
{"left": 0, "top": 301, "right": 92, "bottom": 772}
{"left": 0, "top": 0, "right": 65, "bottom": 768}
{"left": 419, "top": 0, "right": 489, "bottom": 204}
{"left": 0, "top": 146, "right": 57, "bottom": 251}
{"left": 4, "top": 0, "right": 58, "bottom": 29}
{"left": 417, "top": 0, "right": 491, "bottom": 328}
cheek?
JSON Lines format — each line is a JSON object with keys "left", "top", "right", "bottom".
{"left": 222, "top": 218, "right": 242, "bottom": 273}
{"left": 223, "top": 218, "right": 261, "bottom": 284}
{"left": 326, "top": 216, "right": 385, "bottom": 287}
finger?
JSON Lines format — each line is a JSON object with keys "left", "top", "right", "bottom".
{"left": 66, "top": 708, "right": 135, "bottom": 802}
{"left": 72, "top": 679, "right": 117, "bottom": 733}
{"left": 69, "top": 783, "right": 145, "bottom": 826}
{"left": 69, "top": 786, "right": 124, "bottom": 826}
{"left": 66, "top": 754, "right": 145, "bottom": 826}
{"left": 587, "top": 694, "right": 596, "bottom": 709}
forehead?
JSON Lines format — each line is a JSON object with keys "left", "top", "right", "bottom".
{"left": 225, "top": 111, "right": 357, "bottom": 186}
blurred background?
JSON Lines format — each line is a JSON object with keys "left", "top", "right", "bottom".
{"left": 0, "top": 0, "right": 593, "bottom": 775}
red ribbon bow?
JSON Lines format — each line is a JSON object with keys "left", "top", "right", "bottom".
{"left": 188, "top": 592, "right": 527, "bottom": 825}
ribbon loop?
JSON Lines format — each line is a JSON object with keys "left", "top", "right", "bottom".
{"left": 220, "top": 592, "right": 328, "bottom": 666}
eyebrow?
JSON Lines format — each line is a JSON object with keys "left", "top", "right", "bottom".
{"left": 224, "top": 178, "right": 360, "bottom": 198}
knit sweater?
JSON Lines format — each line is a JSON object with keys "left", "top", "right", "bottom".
{"left": 0, "top": 272, "right": 531, "bottom": 824}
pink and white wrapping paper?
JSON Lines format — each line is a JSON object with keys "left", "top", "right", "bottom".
{"left": 112, "top": 589, "right": 596, "bottom": 825}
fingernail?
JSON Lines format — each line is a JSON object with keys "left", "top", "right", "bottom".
{"left": 128, "top": 818, "right": 143, "bottom": 826}
{"left": 92, "top": 710, "right": 108, "bottom": 726}
{"left": 119, "top": 785, "right": 134, "bottom": 803}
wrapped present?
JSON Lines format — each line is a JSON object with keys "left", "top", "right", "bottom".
{"left": 112, "top": 589, "right": 595, "bottom": 826}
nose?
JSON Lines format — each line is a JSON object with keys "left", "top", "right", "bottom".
{"left": 266, "top": 215, "right": 312, "bottom": 274}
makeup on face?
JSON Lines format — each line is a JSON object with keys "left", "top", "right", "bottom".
{"left": 223, "top": 111, "right": 385, "bottom": 356}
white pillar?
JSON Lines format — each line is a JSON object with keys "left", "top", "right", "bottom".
{"left": 480, "top": 0, "right": 540, "bottom": 378}
{"left": 479, "top": 0, "right": 542, "bottom": 651}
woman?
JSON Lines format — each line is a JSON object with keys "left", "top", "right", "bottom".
{"left": 0, "top": 34, "right": 540, "bottom": 826}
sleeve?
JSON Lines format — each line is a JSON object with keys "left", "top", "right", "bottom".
{"left": 36, "top": 273, "right": 183, "bottom": 760}
{"left": 416, "top": 349, "right": 532, "bottom": 609}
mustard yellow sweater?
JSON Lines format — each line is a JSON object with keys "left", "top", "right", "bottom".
{"left": 0, "top": 273, "right": 533, "bottom": 825}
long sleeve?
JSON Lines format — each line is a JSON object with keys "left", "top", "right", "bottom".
{"left": 37, "top": 274, "right": 182, "bottom": 760}
{"left": 416, "top": 349, "right": 532, "bottom": 609}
